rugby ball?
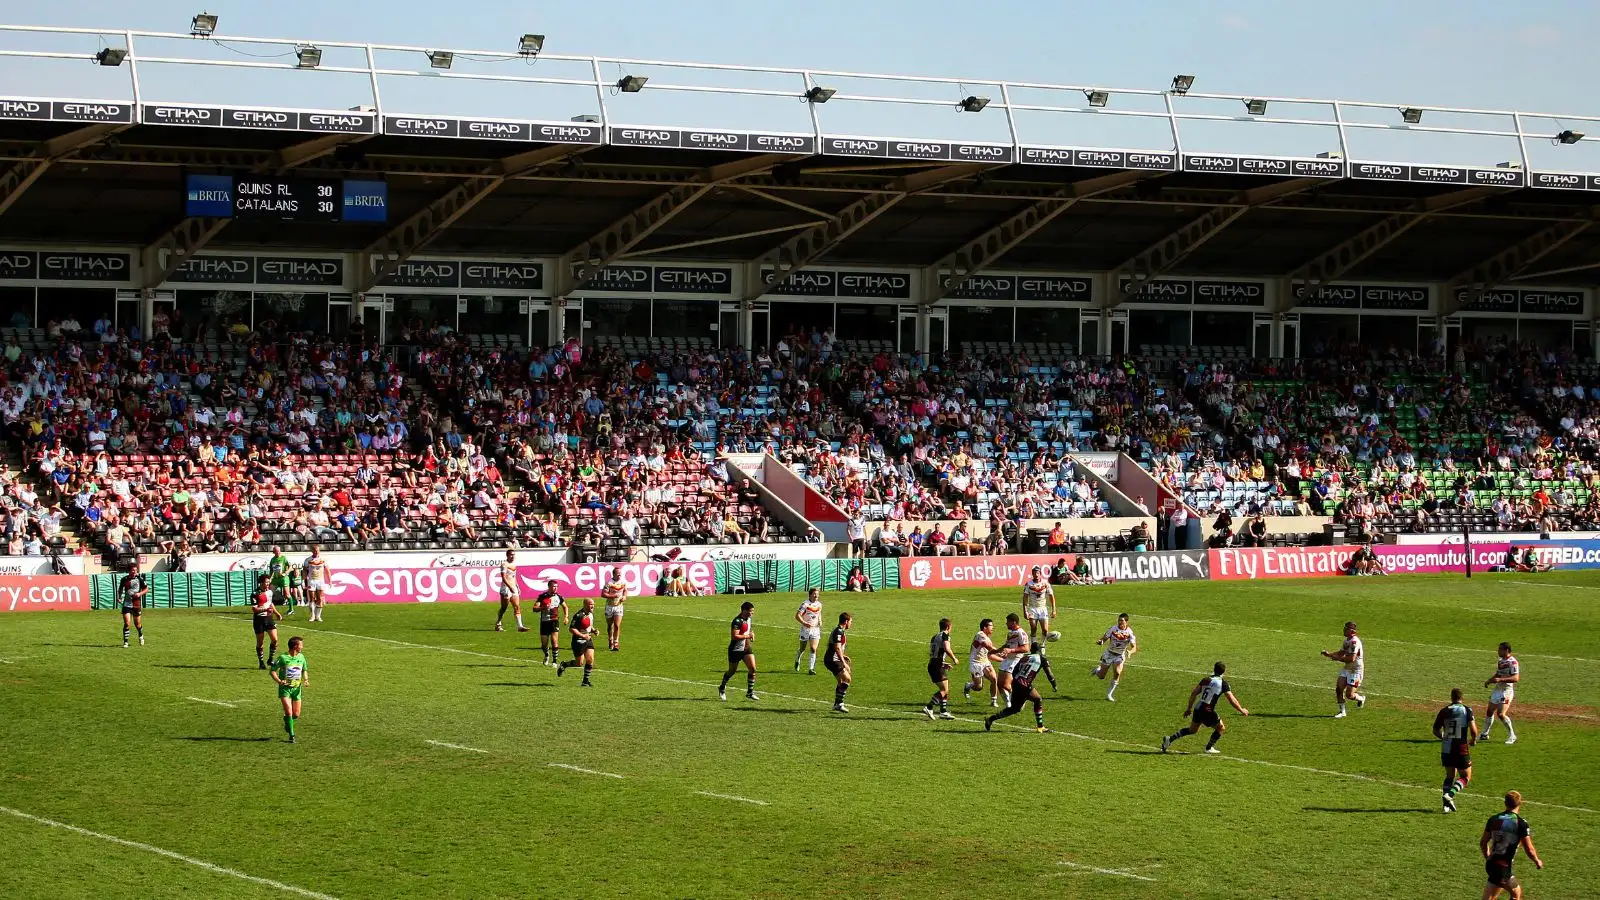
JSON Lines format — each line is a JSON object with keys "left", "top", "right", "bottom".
{"left": 1046, "top": 631, "right": 1061, "bottom": 642}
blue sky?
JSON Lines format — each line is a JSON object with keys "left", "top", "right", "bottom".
{"left": 4, "top": 0, "right": 1599, "bottom": 168}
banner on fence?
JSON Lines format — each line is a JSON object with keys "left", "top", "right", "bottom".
{"left": 1209, "top": 542, "right": 1532, "bottom": 579}
{"left": 144, "top": 547, "right": 571, "bottom": 573}
{"left": 0, "top": 574, "right": 92, "bottom": 612}
{"left": 899, "top": 554, "right": 1074, "bottom": 590}
{"left": 0, "top": 554, "right": 87, "bottom": 576}
{"left": 1080, "top": 549, "right": 1210, "bottom": 582}
{"left": 312, "top": 560, "right": 715, "bottom": 604}
{"left": 631, "top": 543, "right": 831, "bottom": 563}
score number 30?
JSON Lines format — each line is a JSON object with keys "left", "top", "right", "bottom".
{"left": 317, "top": 183, "right": 336, "bottom": 214}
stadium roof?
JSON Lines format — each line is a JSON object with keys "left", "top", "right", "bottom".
{"left": 1, "top": 23, "right": 1599, "bottom": 309}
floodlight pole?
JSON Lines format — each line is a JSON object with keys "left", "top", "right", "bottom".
{"left": 1463, "top": 521, "right": 1472, "bottom": 578}
{"left": 364, "top": 43, "right": 383, "bottom": 115}
{"left": 801, "top": 70, "right": 823, "bottom": 139}
{"left": 125, "top": 30, "right": 142, "bottom": 108}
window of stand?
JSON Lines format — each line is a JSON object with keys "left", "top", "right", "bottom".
{"left": 1360, "top": 315, "right": 1421, "bottom": 356}
{"left": 584, "top": 297, "right": 650, "bottom": 338}
{"left": 651, "top": 298, "right": 717, "bottom": 339}
{"left": 835, "top": 303, "right": 896, "bottom": 343}
{"left": 394, "top": 294, "right": 458, "bottom": 341}
{"left": 1130, "top": 309, "right": 1192, "bottom": 349}
{"left": 1191, "top": 310, "right": 1253, "bottom": 349}
{"left": 42, "top": 287, "right": 115, "bottom": 335}
{"left": 458, "top": 296, "right": 529, "bottom": 344}
{"left": 0, "top": 286, "right": 34, "bottom": 328}
{"left": 1014, "top": 307, "right": 1079, "bottom": 348}
{"left": 176, "top": 289, "right": 252, "bottom": 342}
{"left": 949, "top": 306, "right": 1015, "bottom": 347}
{"left": 1301, "top": 313, "right": 1361, "bottom": 356}
{"left": 1517, "top": 319, "right": 1575, "bottom": 353}
{"left": 769, "top": 301, "right": 836, "bottom": 345}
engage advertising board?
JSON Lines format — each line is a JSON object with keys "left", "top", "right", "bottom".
{"left": 313, "top": 561, "right": 717, "bottom": 604}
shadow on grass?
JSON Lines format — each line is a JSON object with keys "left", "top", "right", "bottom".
{"left": 633, "top": 696, "right": 705, "bottom": 703}
{"left": 1303, "top": 806, "right": 1432, "bottom": 814}
{"left": 728, "top": 706, "right": 804, "bottom": 715}
{"left": 179, "top": 736, "right": 272, "bottom": 742}
{"left": 1251, "top": 713, "right": 1324, "bottom": 719}
{"left": 455, "top": 663, "right": 526, "bottom": 668}
{"left": 156, "top": 664, "right": 243, "bottom": 671}
{"left": 484, "top": 682, "right": 553, "bottom": 688}
{"left": 1106, "top": 749, "right": 1167, "bottom": 756}
{"left": 37, "top": 643, "right": 120, "bottom": 649}
{"left": 1385, "top": 738, "right": 1436, "bottom": 744}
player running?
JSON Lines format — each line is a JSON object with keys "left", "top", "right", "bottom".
{"left": 269, "top": 636, "right": 308, "bottom": 743}
{"left": 268, "top": 546, "right": 295, "bottom": 617}
{"left": 964, "top": 618, "right": 1001, "bottom": 707}
{"left": 1483, "top": 642, "right": 1520, "bottom": 745}
{"left": 923, "top": 618, "right": 958, "bottom": 720}
{"left": 1481, "top": 791, "right": 1544, "bottom": 899}
{"left": 794, "top": 588, "right": 823, "bottom": 674}
{"left": 719, "top": 600, "right": 759, "bottom": 701}
{"left": 995, "top": 613, "right": 1031, "bottom": 707}
{"left": 1162, "top": 661, "right": 1249, "bottom": 754}
{"left": 825, "top": 612, "right": 853, "bottom": 712}
{"left": 985, "top": 641, "right": 1049, "bottom": 733}
{"left": 601, "top": 570, "right": 629, "bottom": 652}
{"left": 534, "top": 582, "right": 568, "bottom": 666}
{"left": 302, "top": 546, "right": 330, "bottom": 623}
{"left": 494, "top": 549, "right": 529, "bottom": 633}
{"left": 1090, "top": 612, "right": 1137, "bottom": 701}
{"left": 251, "top": 573, "right": 284, "bottom": 669}
{"left": 118, "top": 563, "right": 147, "bottom": 648}
{"left": 1021, "top": 566, "right": 1057, "bottom": 642}
{"left": 1320, "top": 620, "right": 1366, "bottom": 718}
{"left": 556, "top": 597, "right": 598, "bottom": 686}
{"left": 1435, "top": 687, "right": 1479, "bottom": 814}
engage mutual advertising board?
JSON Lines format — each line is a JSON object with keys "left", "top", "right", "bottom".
{"left": 316, "top": 561, "right": 715, "bottom": 604}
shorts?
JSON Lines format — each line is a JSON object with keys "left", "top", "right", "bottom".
{"left": 499, "top": 588, "right": 518, "bottom": 602}
{"left": 1191, "top": 707, "right": 1222, "bottom": 729}
{"left": 120, "top": 605, "right": 142, "bottom": 616}
{"left": 969, "top": 661, "right": 993, "bottom": 680}
{"left": 1100, "top": 651, "right": 1126, "bottom": 668}
{"left": 306, "top": 579, "right": 325, "bottom": 592}
{"left": 604, "top": 605, "right": 624, "bottom": 620}
{"left": 1340, "top": 669, "right": 1363, "bottom": 686}
{"left": 727, "top": 648, "right": 752, "bottom": 666}
{"left": 799, "top": 626, "right": 821, "bottom": 642}
{"left": 1485, "top": 860, "right": 1518, "bottom": 890}
{"left": 540, "top": 620, "right": 560, "bottom": 636}
{"left": 278, "top": 685, "right": 302, "bottom": 702}
{"left": 825, "top": 658, "right": 844, "bottom": 676}
{"left": 1491, "top": 685, "right": 1514, "bottom": 705}
{"left": 1441, "top": 749, "right": 1472, "bottom": 770}
{"left": 571, "top": 639, "right": 594, "bottom": 656}
{"left": 1025, "top": 606, "right": 1050, "bottom": 622}
{"left": 998, "top": 655, "right": 1020, "bottom": 674}
{"left": 927, "top": 661, "right": 947, "bottom": 684}
{"left": 253, "top": 615, "right": 277, "bottom": 635}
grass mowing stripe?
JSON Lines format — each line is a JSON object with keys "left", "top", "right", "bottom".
{"left": 294, "top": 622, "right": 1596, "bottom": 815}
{"left": 0, "top": 806, "right": 342, "bottom": 900}
{"left": 695, "top": 791, "right": 770, "bottom": 806}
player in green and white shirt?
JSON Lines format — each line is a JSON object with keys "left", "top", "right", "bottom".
{"left": 270, "top": 636, "right": 308, "bottom": 743}
{"left": 268, "top": 546, "right": 295, "bottom": 616}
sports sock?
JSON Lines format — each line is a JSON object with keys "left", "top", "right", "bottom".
{"left": 938, "top": 694, "right": 948, "bottom": 714}
{"left": 1167, "top": 729, "right": 1189, "bottom": 744}
{"left": 808, "top": 650, "right": 816, "bottom": 671}
{"left": 835, "top": 684, "right": 848, "bottom": 705}
{"left": 1108, "top": 678, "right": 1118, "bottom": 697}
{"left": 1338, "top": 702, "right": 1347, "bottom": 714}
{"left": 257, "top": 647, "right": 265, "bottom": 663}
{"left": 1503, "top": 717, "right": 1516, "bottom": 740}
{"left": 1483, "top": 718, "right": 1495, "bottom": 737}
{"left": 927, "top": 691, "right": 941, "bottom": 711}
{"left": 123, "top": 625, "right": 130, "bottom": 642}
{"left": 283, "top": 715, "right": 293, "bottom": 735}
{"left": 1443, "top": 775, "right": 1457, "bottom": 796}
{"left": 1205, "top": 730, "right": 1222, "bottom": 750}
{"left": 795, "top": 645, "right": 804, "bottom": 668}
{"left": 719, "top": 673, "right": 731, "bottom": 691}
{"left": 582, "top": 663, "right": 592, "bottom": 683}
{"left": 515, "top": 614, "right": 525, "bottom": 628}
{"left": 746, "top": 674, "right": 756, "bottom": 694}
{"left": 135, "top": 625, "right": 143, "bottom": 637}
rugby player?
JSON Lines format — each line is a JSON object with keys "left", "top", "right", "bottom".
{"left": 1021, "top": 566, "right": 1057, "bottom": 642}
{"left": 556, "top": 597, "right": 597, "bottom": 686}
{"left": 964, "top": 618, "right": 1001, "bottom": 708}
{"left": 1091, "top": 612, "right": 1137, "bottom": 701}
{"left": 601, "top": 570, "right": 629, "bottom": 652}
{"left": 1480, "top": 791, "right": 1544, "bottom": 899}
{"left": 535, "top": 581, "right": 568, "bottom": 666}
{"left": 493, "top": 548, "right": 529, "bottom": 633}
{"left": 995, "top": 613, "right": 1030, "bottom": 708}
{"left": 1435, "top": 687, "right": 1479, "bottom": 814}
{"left": 825, "top": 612, "right": 853, "bottom": 712}
{"left": 269, "top": 635, "right": 308, "bottom": 743}
{"left": 923, "top": 618, "right": 958, "bottom": 720}
{"left": 302, "top": 545, "right": 330, "bottom": 623}
{"left": 719, "top": 600, "right": 758, "bottom": 701}
{"left": 1162, "top": 661, "right": 1249, "bottom": 754}
{"left": 1482, "top": 642, "right": 1520, "bottom": 745}
{"left": 794, "top": 588, "right": 823, "bottom": 675}
{"left": 251, "top": 573, "right": 283, "bottom": 669}
{"left": 118, "top": 562, "right": 147, "bottom": 648}
{"left": 1320, "top": 620, "right": 1366, "bottom": 718}
{"left": 268, "top": 545, "right": 295, "bottom": 617}
{"left": 984, "top": 641, "right": 1048, "bottom": 733}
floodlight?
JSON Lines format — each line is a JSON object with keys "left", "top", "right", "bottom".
{"left": 1400, "top": 107, "right": 1422, "bottom": 124}
{"left": 1558, "top": 130, "right": 1585, "bottom": 144}
{"left": 95, "top": 47, "right": 126, "bottom": 67}
{"left": 1084, "top": 89, "right": 1109, "bottom": 108}
{"left": 1244, "top": 98, "right": 1268, "bottom": 116}
{"left": 295, "top": 45, "right": 321, "bottom": 69}
{"left": 518, "top": 34, "right": 545, "bottom": 56}
{"left": 805, "top": 86, "right": 836, "bottom": 104}
{"left": 958, "top": 95, "right": 989, "bottom": 113}
{"left": 617, "top": 75, "right": 648, "bottom": 93}
{"left": 190, "top": 12, "right": 218, "bottom": 37}
{"left": 1170, "top": 74, "right": 1195, "bottom": 94}
{"left": 427, "top": 50, "right": 453, "bottom": 69}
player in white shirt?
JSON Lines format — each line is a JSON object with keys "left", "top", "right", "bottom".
{"left": 1320, "top": 620, "right": 1366, "bottom": 718}
{"left": 1090, "top": 612, "right": 1138, "bottom": 701}
{"left": 995, "top": 613, "right": 1031, "bottom": 708}
{"left": 793, "top": 588, "right": 823, "bottom": 675}
{"left": 1020, "top": 567, "right": 1057, "bottom": 642}
{"left": 963, "top": 618, "right": 1001, "bottom": 708}
{"left": 1482, "top": 641, "right": 1521, "bottom": 745}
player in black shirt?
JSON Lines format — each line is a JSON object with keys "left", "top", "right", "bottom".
{"left": 534, "top": 585, "right": 568, "bottom": 666}
{"left": 825, "top": 612, "right": 853, "bottom": 712}
{"left": 118, "top": 563, "right": 148, "bottom": 648}
{"left": 719, "top": 600, "right": 759, "bottom": 701}
{"left": 1162, "top": 661, "right": 1248, "bottom": 754}
{"left": 984, "top": 641, "right": 1049, "bottom": 733}
{"left": 555, "top": 598, "right": 597, "bottom": 686}
{"left": 1481, "top": 790, "right": 1543, "bottom": 899}
{"left": 1435, "top": 687, "right": 1479, "bottom": 813}
{"left": 923, "top": 618, "right": 958, "bottom": 720}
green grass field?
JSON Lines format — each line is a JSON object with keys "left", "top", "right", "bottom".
{"left": 2, "top": 573, "right": 1597, "bottom": 899}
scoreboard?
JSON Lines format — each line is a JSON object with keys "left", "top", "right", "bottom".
{"left": 184, "top": 174, "right": 388, "bottom": 223}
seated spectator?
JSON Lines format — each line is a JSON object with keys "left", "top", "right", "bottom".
{"left": 845, "top": 566, "right": 874, "bottom": 593}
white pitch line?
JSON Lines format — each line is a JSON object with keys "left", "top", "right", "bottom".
{"left": 695, "top": 791, "right": 769, "bottom": 806}
{"left": 0, "top": 655, "right": 35, "bottom": 663}
{"left": 300, "top": 627, "right": 1596, "bottom": 815}
{"left": 0, "top": 806, "right": 341, "bottom": 900}
{"left": 425, "top": 740, "right": 488, "bottom": 754}
{"left": 186, "top": 697, "right": 237, "bottom": 708}
{"left": 1055, "top": 860, "right": 1158, "bottom": 882}
{"left": 548, "top": 763, "right": 624, "bottom": 779}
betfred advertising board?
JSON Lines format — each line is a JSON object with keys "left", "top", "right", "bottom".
{"left": 315, "top": 561, "right": 715, "bottom": 604}
{"left": 900, "top": 554, "right": 1072, "bottom": 589}
{"left": 0, "top": 574, "right": 91, "bottom": 612}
